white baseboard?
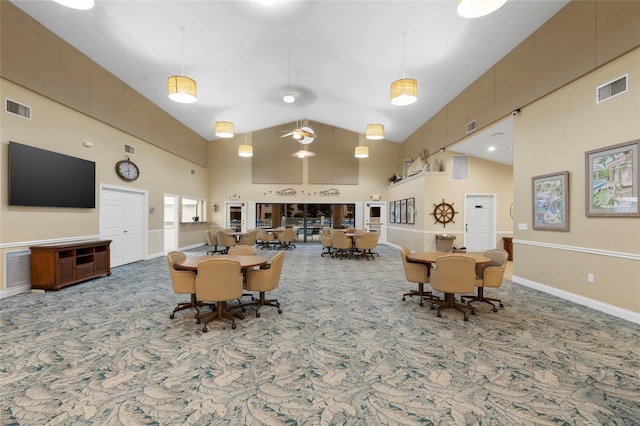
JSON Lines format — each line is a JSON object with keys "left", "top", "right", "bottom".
{"left": 512, "top": 275, "right": 640, "bottom": 325}
{"left": 0, "top": 284, "right": 31, "bottom": 299}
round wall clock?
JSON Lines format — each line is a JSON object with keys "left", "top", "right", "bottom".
{"left": 115, "top": 159, "right": 140, "bottom": 181}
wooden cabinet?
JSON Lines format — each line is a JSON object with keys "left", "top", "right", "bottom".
{"left": 30, "top": 240, "right": 111, "bottom": 290}
{"left": 503, "top": 237, "right": 513, "bottom": 261}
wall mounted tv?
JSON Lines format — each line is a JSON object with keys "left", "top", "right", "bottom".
{"left": 8, "top": 141, "right": 96, "bottom": 208}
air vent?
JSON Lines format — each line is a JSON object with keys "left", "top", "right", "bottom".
{"left": 466, "top": 119, "right": 476, "bottom": 134}
{"left": 597, "top": 74, "right": 628, "bottom": 104}
{"left": 5, "top": 98, "right": 31, "bottom": 120}
{"left": 451, "top": 155, "right": 469, "bottom": 181}
{"left": 125, "top": 144, "right": 136, "bottom": 155}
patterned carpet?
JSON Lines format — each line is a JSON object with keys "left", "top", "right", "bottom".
{"left": 1, "top": 244, "right": 639, "bottom": 425}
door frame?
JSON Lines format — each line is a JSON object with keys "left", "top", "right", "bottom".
{"left": 364, "top": 201, "right": 387, "bottom": 244}
{"left": 163, "top": 193, "right": 179, "bottom": 254}
{"left": 464, "top": 193, "right": 496, "bottom": 252}
{"left": 225, "top": 201, "right": 247, "bottom": 232}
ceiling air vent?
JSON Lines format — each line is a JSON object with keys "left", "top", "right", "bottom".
{"left": 125, "top": 144, "right": 136, "bottom": 155}
{"left": 466, "top": 119, "right": 476, "bottom": 134}
{"left": 5, "top": 98, "right": 31, "bottom": 120}
{"left": 597, "top": 74, "right": 628, "bottom": 104}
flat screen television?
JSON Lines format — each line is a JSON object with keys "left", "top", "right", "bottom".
{"left": 8, "top": 141, "right": 96, "bottom": 208}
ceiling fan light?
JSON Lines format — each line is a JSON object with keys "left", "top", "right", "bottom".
{"left": 168, "top": 76, "right": 197, "bottom": 103}
{"left": 53, "top": 0, "right": 94, "bottom": 9}
{"left": 456, "top": 0, "right": 508, "bottom": 18}
{"left": 215, "top": 121, "right": 235, "bottom": 138}
{"left": 282, "top": 90, "right": 297, "bottom": 104}
{"left": 355, "top": 145, "right": 369, "bottom": 159}
{"left": 390, "top": 78, "right": 417, "bottom": 106}
{"left": 238, "top": 144, "right": 253, "bottom": 157}
{"left": 365, "top": 124, "right": 384, "bottom": 140}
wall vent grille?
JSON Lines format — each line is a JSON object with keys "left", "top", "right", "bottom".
{"left": 597, "top": 74, "right": 628, "bottom": 104}
{"left": 451, "top": 155, "right": 469, "bottom": 181}
{"left": 466, "top": 119, "right": 476, "bottom": 134}
{"left": 5, "top": 98, "right": 31, "bottom": 120}
{"left": 125, "top": 144, "right": 136, "bottom": 155}
{"left": 6, "top": 250, "right": 31, "bottom": 289}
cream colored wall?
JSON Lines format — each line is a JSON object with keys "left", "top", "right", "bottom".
{"left": 206, "top": 133, "right": 401, "bottom": 224}
{"left": 512, "top": 47, "right": 640, "bottom": 315}
{"left": 387, "top": 152, "right": 514, "bottom": 252}
{"left": 0, "top": 80, "right": 209, "bottom": 291}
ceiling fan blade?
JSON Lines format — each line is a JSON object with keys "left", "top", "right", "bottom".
{"left": 280, "top": 131, "right": 294, "bottom": 138}
{"left": 300, "top": 130, "right": 316, "bottom": 138}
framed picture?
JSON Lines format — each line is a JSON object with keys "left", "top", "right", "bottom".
{"left": 532, "top": 171, "right": 569, "bottom": 231}
{"left": 389, "top": 202, "right": 395, "bottom": 223}
{"left": 400, "top": 199, "right": 407, "bottom": 223}
{"left": 407, "top": 198, "right": 415, "bottom": 224}
{"left": 395, "top": 200, "right": 401, "bottom": 223}
{"left": 586, "top": 140, "right": 639, "bottom": 217}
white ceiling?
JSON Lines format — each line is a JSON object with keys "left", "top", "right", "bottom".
{"left": 10, "top": 0, "right": 569, "bottom": 165}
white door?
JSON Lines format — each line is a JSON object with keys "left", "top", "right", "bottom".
{"left": 164, "top": 194, "right": 178, "bottom": 253}
{"left": 464, "top": 194, "right": 495, "bottom": 252}
{"left": 226, "top": 202, "right": 246, "bottom": 232}
{"left": 365, "top": 202, "right": 386, "bottom": 244}
{"left": 100, "top": 187, "right": 146, "bottom": 267}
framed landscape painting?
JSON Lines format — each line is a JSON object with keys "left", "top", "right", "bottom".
{"left": 389, "top": 202, "right": 395, "bottom": 223}
{"left": 586, "top": 140, "right": 639, "bottom": 217}
{"left": 532, "top": 171, "right": 569, "bottom": 231}
{"left": 407, "top": 198, "right": 415, "bottom": 224}
{"left": 400, "top": 199, "right": 407, "bottom": 223}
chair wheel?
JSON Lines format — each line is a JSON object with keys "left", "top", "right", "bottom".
{"left": 202, "top": 327, "right": 208, "bottom": 332}
{"left": 493, "top": 307, "right": 498, "bottom": 312}
{"left": 499, "top": 303, "right": 504, "bottom": 308}
{"left": 402, "top": 297, "right": 406, "bottom": 301}
{"left": 419, "top": 301, "right": 424, "bottom": 306}
{"left": 464, "top": 315, "right": 469, "bottom": 321}
{"left": 278, "top": 309, "right": 282, "bottom": 314}
{"left": 196, "top": 318, "right": 201, "bottom": 324}
{"left": 430, "top": 304, "right": 435, "bottom": 310}
{"left": 169, "top": 313, "right": 175, "bottom": 319}
{"left": 437, "top": 312, "right": 442, "bottom": 317}
{"left": 256, "top": 312, "right": 261, "bottom": 318}
{"left": 471, "top": 310, "right": 476, "bottom": 315}
{"left": 231, "top": 323, "right": 237, "bottom": 329}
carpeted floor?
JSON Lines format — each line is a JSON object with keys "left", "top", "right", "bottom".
{"left": 1, "top": 243, "right": 639, "bottom": 425}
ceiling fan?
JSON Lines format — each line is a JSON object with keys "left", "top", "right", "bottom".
{"left": 280, "top": 120, "right": 317, "bottom": 144}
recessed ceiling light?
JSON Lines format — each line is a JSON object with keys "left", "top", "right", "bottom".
{"left": 282, "top": 90, "right": 297, "bottom": 104}
{"left": 488, "top": 146, "right": 496, "bottom": 152}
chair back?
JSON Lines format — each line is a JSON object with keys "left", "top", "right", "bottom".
{"left": 228, "top": 245, "right": 256, "bottom": 255}
{"left": 332, "top": 231, "right": 351, "bottom": 250}
{"left": 216, "top": 230, "right": 236, "bottom": 247}
{"left": 238, "top": 229, "right": 258, "bottom": 246}
{"left": 280, "top": 228, "right": 295, "bottom": 243}
{"left": 246, "top": 251, "right": 285, "bottom": 292}
{"left": 355, "top": 232, "right": 378, "bottom": 250}
{"left": 166, "top": 251, "right": 195, "bottom": 294}
{"left": 205, "top": 230, "right": 217, "bottom": 246}
{"left": 344, "top": 227, "right": 356, "bottom": 233}
{"left": 195, "top": 259, "right": 243, "bottom": 302}
{"left": 430, "top": 256, "right": 476, "bottom": 294}
{"left": 400, "top": 247, "right": 429, "bottom": 284}
{"left": 321, "top": 233, "right": 333, "bottom": 248}
{"left": 477, "top": 249, "right": 508, "bottom": 288}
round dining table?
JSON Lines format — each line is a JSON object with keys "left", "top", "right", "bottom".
{"left": 405, "top": 251, "right": 492, "bottom": 273}
{"left": 177, "top": 254, "right": 267, "bottom": 271}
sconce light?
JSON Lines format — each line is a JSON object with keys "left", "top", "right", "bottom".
{"left": 213, "top": 204, "right": 218, "bottom": 212}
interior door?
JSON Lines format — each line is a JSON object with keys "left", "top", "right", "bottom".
{"left": 365, "top": 202, "right": 386, "bottom": 243}
{"left": 226, "top": 202, "right": 246, "bottom": 232}
{"left": 100, "top": 187, "right": 146, "bottom": 267}
{"left": 464, "top": 194, "right": 495, "bottom": 252}
{"left": 163, "top": 194, "right": 178, "bottom": 253}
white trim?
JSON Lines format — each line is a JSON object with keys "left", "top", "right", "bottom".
{"left": 0, "top": 235, "right": 101, "bottom": 250}
{"left": 513, "top": 239, "right": 640, "bottom": 261}
{"left": 0, "top": 285, "right": 31, "bottom": 299}
{"left": 512, "top": 275, "right": 640, "bottom": 325}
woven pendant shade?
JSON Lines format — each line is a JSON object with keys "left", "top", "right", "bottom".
{"left": 355, "top": 145, "right": 369, "bottom": 159}
{"left": 456, "top": 0, "right": 507, "bottom": 18}
{"left": 167, "top": 76, "right": 197, "bottom": 103}
{"left": 238, "top": 144, "right": 253, "bottom": 157}
{"left": 365, "top": 124, "right": 384, "bottom": 140}
{"left": 390, "top": 78, "right": 417, "bottom": 106}
{"left": 215, "top": 121, "right": 234, "bottom": 138}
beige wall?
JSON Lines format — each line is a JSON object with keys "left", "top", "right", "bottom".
{"left": 387, "top": 153, "right": 514, "bottom": 252}
{"left": 512, "top": 47, "right": 640, "bottom": 315}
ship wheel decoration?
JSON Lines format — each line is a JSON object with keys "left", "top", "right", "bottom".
{"left": 431, "top": 199, "right": 458, "bottom": 227}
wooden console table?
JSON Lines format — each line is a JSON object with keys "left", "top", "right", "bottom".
{"left": 30, "top": 240, "right": 111, "bottom": 290}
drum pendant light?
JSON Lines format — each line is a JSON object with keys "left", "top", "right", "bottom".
{"left": 168, "top": 28, "right": 197, "bottom": 103}
{"left": 215, "top": 89, "right": 235, "bottom": 138}
{"left": 390, "top": 32, "right": 417, "bottom": 106}
{"left": 456, "top": 0, "right": 508, "bottom": 18}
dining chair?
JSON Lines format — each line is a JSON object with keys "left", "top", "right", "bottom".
{"left": 195, "top": 258, "right": 244, "bottom": 331}
{"left": 205, "top": 228, "right": 225, "bottom": 254}
{"left": 243, "top": 251, "right": 285, "bottom": 317}
{"left": 277, "top": 228, "right": 297, "bottom": 250}
{"left": 216, "top": 230, "right": 237, "bottom": 254}
{"left": 429, "top": 255, "right": 477, "bottom": 321}
{"left": 463, "top": 249, "right": 508, "bottom": 312}
{"left": 227, "top": 245, "right": 256, "bottom": 256}
{"left": 400, "top": 247, "right": 438, "bottom": 306}
{"left": 166, "top": 251, "right": 198, "bottom": 319}
{"left": 354, "top": 232, "right": 378, "bottom": 260}
{"left": 256, "top": 228, "right": 276, "bottom": 250}
{"left": 238, "top": 229, "right": 258, "bottom": 246}
{"left": 320, "top": 232, "right": 333, "bottom": 257}
{"left": 331, "top": 231, "right": 352, "bottom": 259}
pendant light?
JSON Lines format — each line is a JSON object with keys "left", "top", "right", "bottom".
{"left": 168, "top": 27, "right": 197, "bottom": 104}
{"left": 238, "top": 135, "right": 253, "bottom": 158}
{"left": 53, "top": 0, "right": 94, "bottom": 9}
{"left": 355, "top": 134, "right": 369, "bottom": 159}
{"left": 390, "top": 32, "right": 417, "bottom": 106}
{"left": 366, "top": 91, "right": 385, "bottom": 140}
{"left": 456, "top": 0, "right": 508, "bottom": 18}
{"left": 215, "top": 89, "right": 235, "bottom": 138}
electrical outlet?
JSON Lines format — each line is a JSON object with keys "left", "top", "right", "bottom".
{"left": 587, "top": 273, "right": 594, "bottom": 283}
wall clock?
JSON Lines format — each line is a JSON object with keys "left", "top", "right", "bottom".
{"left": 115, "top": 159, "right": 140, "bottom": 181}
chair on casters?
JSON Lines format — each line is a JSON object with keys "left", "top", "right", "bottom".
{"left": 331, "top": 231, "right": 352, "bottom": 259}
{"left": 216, "top": 230, "right": 237, "bottom": 254}
{"left": 205, "top": 229, "right": 224, "bottom": 254}
{"left": 278, "top": 228, "right": 296, "bottom": 250}
{"left": 243, "top": 251, "right": 285, "bottom": 317}
{"left": 320, "top": 232, "right": 333, "bottom": 257}
{"left": 195, "top": 259, "right": 244, "bottom": 331}
{"left": 227, "top": 245, "right": 256, "bottom": 256}
{"left": 256, "top": 228, "right": 276, "bottom": 250}
{"left": 238, "top": 229, "right": 258, "bottom": 246}
{"left": 166, "top": 251, "right": 199, "bottom": 319}
{"left": 400, "top": 247, "right": 438, "bottom": 306}
{"left": 462, "top": 249, "right": 508, "bottom": 312}
{"left": 429, "top": 255, "right": 477, "bottom": 321}
{"left": 354, "top": 232, "right": 378, "bottom": 260}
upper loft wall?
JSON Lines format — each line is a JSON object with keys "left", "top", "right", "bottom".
{"left": 0, "top": 1, "right": 207, "bottom": 167}
{"left": 402, "top": 0, "right": 640, "bottom": 163}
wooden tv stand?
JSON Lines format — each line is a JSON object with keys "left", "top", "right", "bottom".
{"left": 30, "top": 240, "right": 112, "bottom": 290}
